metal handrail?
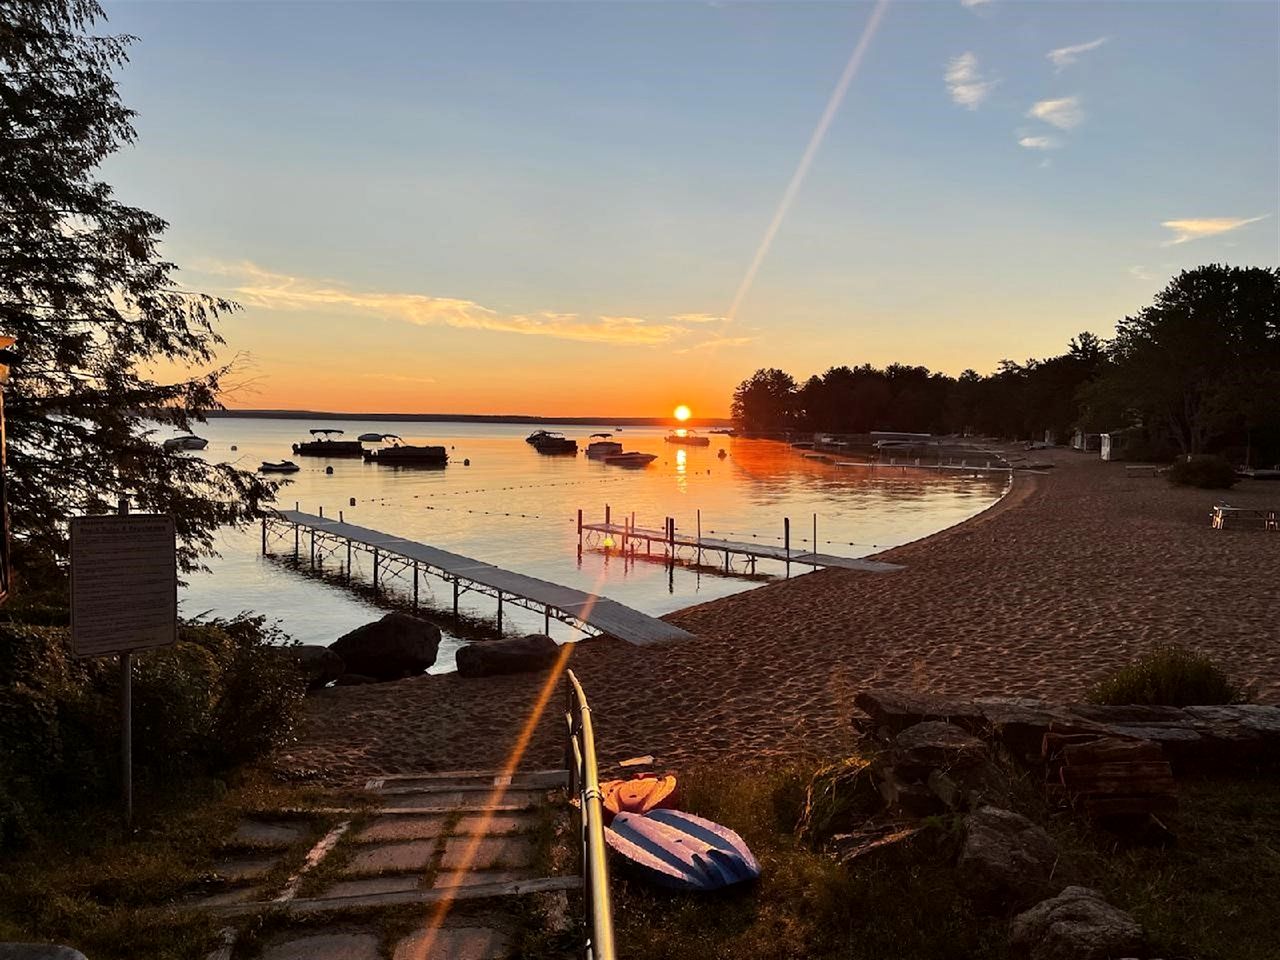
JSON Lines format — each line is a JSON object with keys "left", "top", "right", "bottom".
{"left": 564, "top": 669, "right": 617, "bottom": 960}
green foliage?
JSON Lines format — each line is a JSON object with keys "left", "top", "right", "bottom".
{"left": 1085, "top": 645, "right": 1246, "bottom": 707}
{"left": 0, "top": 615, "right": 304, "bottom": 850}
{"left": 796, "top": 756, "right": 882, "bottom": 844}
{"left": 1167, "top": 454, "right": 1238, "bottom": 489}
{"left": 0, "top": 0, "right": 279, "bottom": 572}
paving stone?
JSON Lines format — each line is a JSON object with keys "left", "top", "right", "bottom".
{"left": 212, "top": 855, "right": 278, "bottom": 883}
{"left": 259, "top": 931, "right": 381, "bottom": 960}
{"left": 384, "top": 791, "right": 467, "bottom": 810}
{"left": 383, "top": 789, "right": 542, "bottom": 812}
{"left": 392, "top": 925, "right": 512, "bottom": 960}
{"left": 343, "top": 840, "right": 437, "bottom": 876}
{"left": 231, "top": 820, "right": 305, "bottom": 849}
{"left": 319, "top": 875, "right": 422, "bottom": 900}
{"left": 355, "top": 816, "right": 447, "bottom": 843}
{"left": 431, "top": 868, "right": 536, "bottom": 890}
{"left": 184, "top": 885, "right": 264, "bottom": 907}
{"left": 453, "top": 813, "right": 538, "bottom": 836}
{"left": 441, "top": 835, "right": 536, "bottom": 871}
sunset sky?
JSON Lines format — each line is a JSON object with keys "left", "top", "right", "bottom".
{"left": 103, "top": 1, "right": 1278, "bottom": 417}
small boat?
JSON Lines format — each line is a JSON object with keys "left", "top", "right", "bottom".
{"left": 665, "top": 430, "right": 710, "bottom": 447}
{"left": 532, "top": 433, "right": 577, "bottom": 454}
{"left": 605, "top": 809, "right": 761, "bottom": 891}
{"left": 710, "top": 428, "right": 736, "bottom": 436}
{"left": 586, "top": 434, "right": 624, "bottom": 459}
{"left": 601, "top": 775, "right": 678, "bottom": 824}
{"left": 363, "top": 435, "right": 447, "bottom": 466}
{"left": 357, "top": 432, "right": 385, "bottom": 443}
{"left": 162, "top": 434, "right": 208, "bottom": 451}
{"left": 603, "top": 451, "right": 657, "bottom": 468}
{"left": 526, "top": 429, "right": 555, "bottom": 444}
{"left": 259, "top": 460, "right": 300, "bottom": 474}
{"left": 293, "top": 428, "right": 364, "bottom": 457}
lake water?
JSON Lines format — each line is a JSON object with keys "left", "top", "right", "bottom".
{"left": 181, "top": 418, "right": 1007, "bottom": 670}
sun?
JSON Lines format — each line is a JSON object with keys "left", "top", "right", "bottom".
{"left": 673, "top": 405, "right": 691, "bottom": 422}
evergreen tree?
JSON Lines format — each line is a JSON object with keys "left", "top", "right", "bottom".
{"left": 0, "top": 0, "right": 277, "bottom": 572}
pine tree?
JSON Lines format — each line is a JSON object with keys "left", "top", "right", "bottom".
{"left": 0, "top": 0, "right": 277, "bottom": 572}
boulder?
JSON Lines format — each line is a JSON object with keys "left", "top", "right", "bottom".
{"left": 289, "top": 644, "right": 345, "bottom": 690}
{"left": 455, "top": 634, "right": 560, "bottom": 678}
{"left": 1009, "top": 886, "right": 1144, "bottom": 960}
{"left": 974, "top": 698, "right": 1108, "bottom": 762}
{"left": 893, "top": 721, "right": 990, "bottom": 778}
{"left": 329, "top": 613, "right": 441, "bottom": 681}
{"left": 853, "top": 689, "right": 985, "bottom": 736}
{"left": 958, "top": 806, "right": 1058, "bottom": 911}
{"left": 798, "top": 757, "right": 883, "bottom": 843}
{"left": 0, "top": 948, "right": 89, "bottom": 960}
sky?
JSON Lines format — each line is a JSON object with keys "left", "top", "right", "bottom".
{"left": 101, "top": 0, "right": 1279, "bottom": 417}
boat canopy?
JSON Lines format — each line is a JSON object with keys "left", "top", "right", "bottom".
{"left": 310, "top": 428, "right": 345, "bottom": 436}
{"left": 590, "top": 432, "right": 612, "bottom": 438}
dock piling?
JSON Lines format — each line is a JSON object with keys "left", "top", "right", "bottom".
{"left": 784, "top": 517, "right": 791, "bottom": 578}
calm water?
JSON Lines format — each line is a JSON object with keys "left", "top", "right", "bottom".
{"left": 181, "top": 419, "right": 1007, "bottom": 670}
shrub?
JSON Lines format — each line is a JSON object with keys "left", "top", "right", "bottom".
{"left": 0, "top": 615, "right": 304, "bottom": 849}
{"left": 1167, "top": 454, "right": 1237, "bottom": 489}
{"left": 1086, "top": 645, "right": 1246, "bottom": 707}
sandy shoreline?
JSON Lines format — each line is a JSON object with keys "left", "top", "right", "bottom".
{"left": 282, "top": 450, "right": 1280, "bottom": 784}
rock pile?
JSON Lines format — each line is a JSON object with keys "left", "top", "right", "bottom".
{"left": 286, "top": 612, "right": 442, "bottom": 689}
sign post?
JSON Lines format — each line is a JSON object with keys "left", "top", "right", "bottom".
{"left": 70, "top": 504, "right": 177, "bottom": 829}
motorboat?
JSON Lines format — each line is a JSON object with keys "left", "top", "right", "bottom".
{"left": 292, "top": 428, "right": 364, "bottom": 456}
{"left": 586, "top": 434, "right": 624, "bottom": 459}
{"left": 710, "top": 428, "right": 736, "bottom": 436}
{"left": 532, "top": 432, "right": 578, "bottom": 454}
{"left": 664, "top": 429, "right": 710, "bottom": 447}
{"left": 363, "top": 434, "right": 447, "bottom": 466}
{"left": 162, "top": 434, "right": 208, "bottom": 451}
{"left": 259, "top": 460, "right": 300, "bottom": 474}
{"left": 357, "top": 432, "right": 385, "bottom": 442}
{"left": 526, "top": 429, "right": 556, "bottom": 444}
{"left": 604, "top": 451, "right": 657, "bottom": 468}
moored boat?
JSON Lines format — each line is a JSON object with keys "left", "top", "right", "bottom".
{"left": 363, "top": 435, "right": 448, "bottom": 466}
{"left": 259, "top": 460, "right": 300, "bottom": 474}
{"left": 532, "top": 432, "right": 577, "bottom": 454}
{"left": 665, "top": 429, "right": 710, "bottom": 447}
{"left": 603, "top": 451, "right": 657, "bottom": 468}
{"left": 162, "top": 434, "right": 208, "bottom": 451}
{"left": 292, "top": 428, "right": 364, "bottom": 456}
{"left": 357, "top": 432, "right": 385, "bottom": 442}
{"left": 586, "top": 433, "right": 624, "bottom": 459}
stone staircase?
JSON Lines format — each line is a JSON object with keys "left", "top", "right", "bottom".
{"left": 197, "top": 769, "right": 577, "bottom": 960}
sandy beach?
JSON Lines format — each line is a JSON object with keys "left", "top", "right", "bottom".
{"left": 283, "top": 450, "right": 1280, "bottom": 784}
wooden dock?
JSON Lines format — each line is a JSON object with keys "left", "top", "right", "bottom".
{"left": 263, "top": 510, "right": 694, "bottom": 647}
{"left": 577, "top": 510, "right": 904, "bottom": 576}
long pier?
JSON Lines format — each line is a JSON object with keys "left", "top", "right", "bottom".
{"left": 263, "top": 510, "right": 693, "bottom": 647}
{"left": 577, "top": 508, "right": 904, "bottom": 576}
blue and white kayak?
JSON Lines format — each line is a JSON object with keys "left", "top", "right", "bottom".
{"left": 604, "top": 809, "right": 760, "bottom": 891}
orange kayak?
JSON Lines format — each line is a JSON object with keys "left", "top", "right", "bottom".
{"left": 601, "top": 775, "right": 678, "bottom": 823}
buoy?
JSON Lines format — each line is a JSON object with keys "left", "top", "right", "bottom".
{"left": 349, "top": 497, "right": 356, "bottom": 506}
{"left": 325, "top": 465, "right": 334, "bottom": 475}
{"left": 463, "top": 458, "right": 471, "bottom": 466}
{"left": 230, "top": 444, "right": 238, "bottom": 451}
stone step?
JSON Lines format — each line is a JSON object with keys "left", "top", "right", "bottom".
{"left": 367, "top": 770, "right": 567, "bottom": 793}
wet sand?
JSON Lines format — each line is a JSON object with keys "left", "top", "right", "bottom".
{"left": 282, "top": 450, "right": 1280, "bottom": 784}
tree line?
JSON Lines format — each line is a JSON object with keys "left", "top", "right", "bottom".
{"left": 732, "top": 265, "right": 1280, "bottom": 463}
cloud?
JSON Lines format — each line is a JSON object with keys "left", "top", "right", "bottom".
{"left": 960, "top": 0, "right": 991, "bottom": 7}
{"left": 946, "top": 52, "right": 997, "bottom": 109}
{"left": 1027, "top": 96, "right": 1084, "bottom": 129}
{"left": 669, "top": 312, "right": 725, "bottom": 324}
{"left": 1047, "top": 37, "right": 1109, "bottom": 70}
{"left": 675, "top": 336, "right": 758, "bottom": 354}
{"left": 1159, "top": 215, "right": 1269, "bottom": 246}
{"left": 1128, "top": 265, "right": 1154, "bottom": 281}
{"left": 1018, "top": 135, "right": 1061, "bottom": 150}
{"left": 195, "top": 261, "right": 739, "bottom": 348}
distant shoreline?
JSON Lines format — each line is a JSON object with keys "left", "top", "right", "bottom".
{"left": 208, "top": 409, "right": 734, "bottom": 428}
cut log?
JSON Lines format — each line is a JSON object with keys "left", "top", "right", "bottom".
{"left": 1061, "top": 739, "right": 1164, "bottom": 766}
{"left": 1060, "top": 762, "right": 1176, "bottom": 797}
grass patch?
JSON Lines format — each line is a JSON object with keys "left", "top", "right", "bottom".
{"left": 598, "top": 760, "right": 1280, "bottom": 960}
{"left": 1086, "top": 644, "right": 1247, "bottom": 706}
{"left": 0, "top": 768, "right": 375, "bottom": 960}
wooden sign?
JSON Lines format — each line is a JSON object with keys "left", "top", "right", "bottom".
{"left": 70, "top": 514, "right": 177, "bottom": 658}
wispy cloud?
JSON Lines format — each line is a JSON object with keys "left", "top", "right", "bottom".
{"left": 1159, "top": 215, "right": 1269, "bottom": 246}
{"left": 1018, "top": 135, "right": 1061, "bottom": 150}
{"left": 1027, "top": 96, "right": 1084, "bottom": 130}
{"left": 669, "top": 312, "right": 726, "bottom": 324}
{"left": 960, "top": 0, "right": 991, "bottom": 7}
{"left": 1128, "top": 265, "right": 1154, "bottom": 281}
{"left": 946, "top": 52, "right": 997, "bottom": 109}
{"left": 201, "top": 261, "right": 722, "bottom": 347}
{"left": 1047, "top": 37, "right": 1109, "bottom": 71}
{"left": 676, "top": 335, "right": 758, "bottom": 354}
